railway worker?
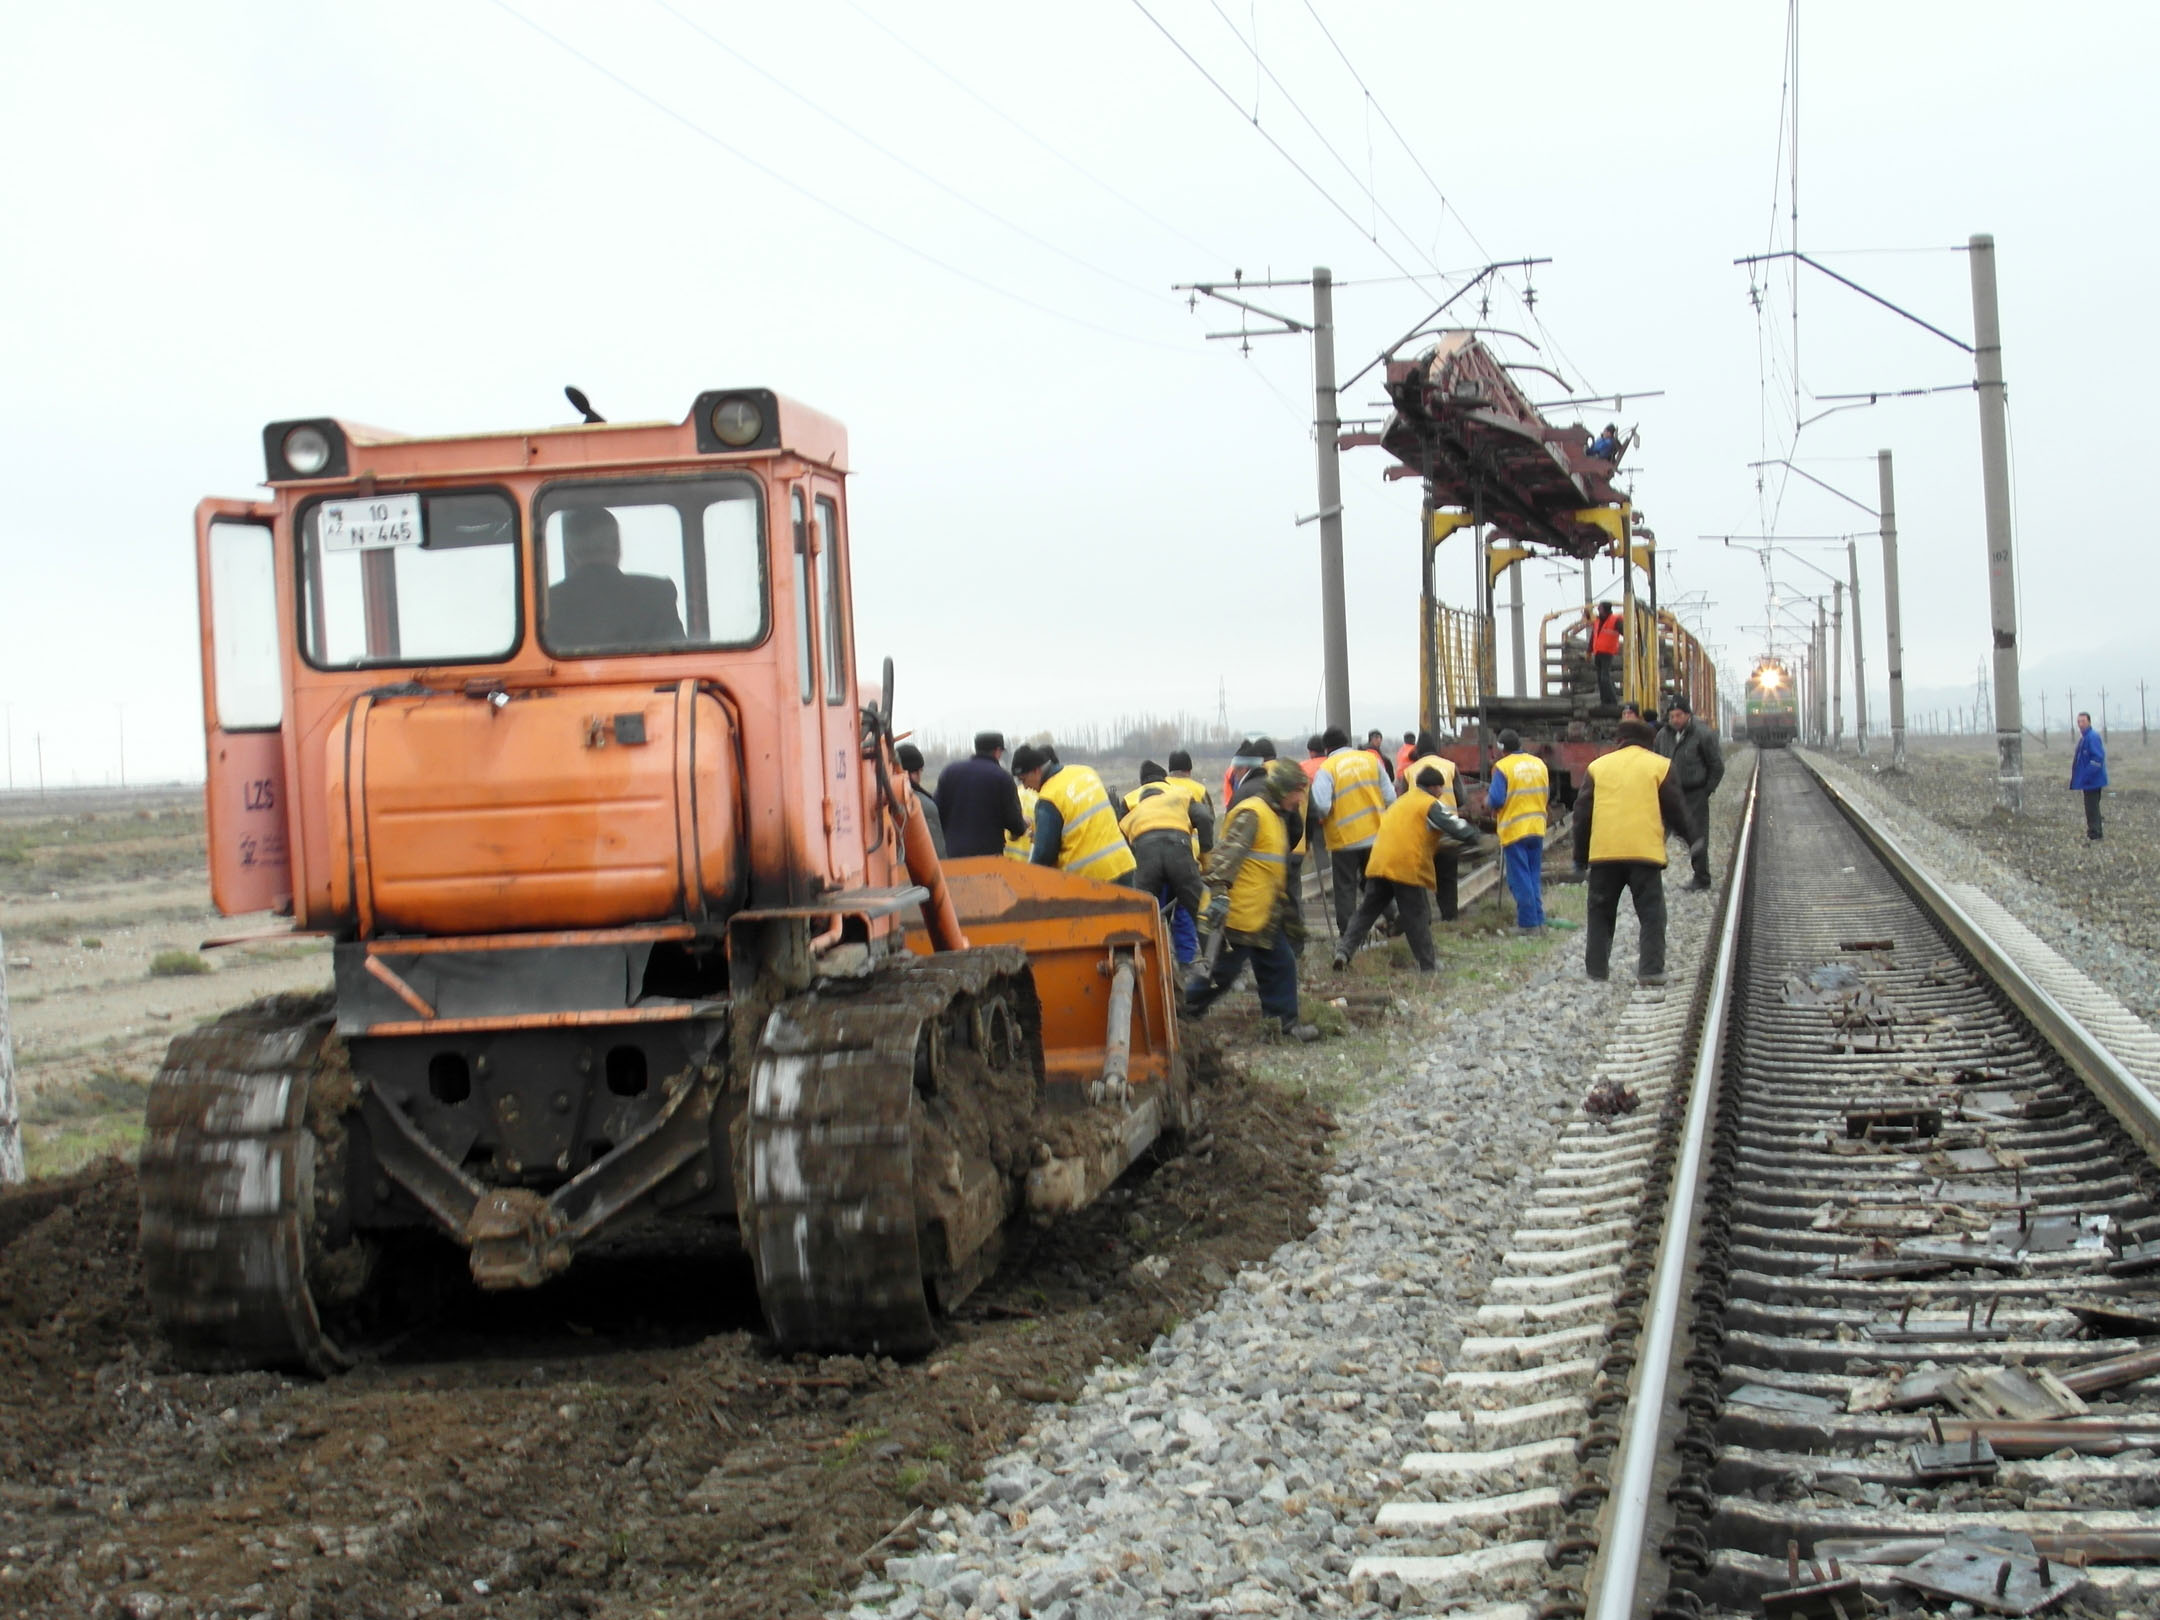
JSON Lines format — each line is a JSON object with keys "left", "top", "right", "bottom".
{"left": 1015, "top": 744, "right": 1137, "bottom": 886}
{"left": 1187, "top": 760, "right": 1318, "bottom": 1041}
{"left": 1122, "top": 762, "right": 1205, "bottom": 963}
{"left": 1300, "top": 736, "right": 1328, "bottom": 784}
{"left": 1162, "top": 750, "right": 1217, "bottom": 855}
{"left": 894, "top": 743, "right": 947, "bottom": 858}
{"left": 1006, "top": 783, "right": 1039, "bottom": 861}
{"left": 1364, "top": 729, "right": 1398, "bottom": 783}
{"left": 1589, "top": 422, "right": 1624, "bottom": 462}
{"left": 1330, "top": 767, "right": 1482, "bottom": 974}
{"left": 1654, "top": 697, "right": 1724, "bottom": 890}
{"left": 1590, "top": 603, "right": 1623, "bottom": 706}
{"left": 1487, "top": 729, "right": 1551, "bottom": 930}
{"left": 1222, "top": 737, "right": 1274, "bottom": 806}
{"left": 2071, "top": 711, "right": 2108, "bottom": 840}
{"left": 1404, "top": 731, "right": 1465, "bottom": 921}
{"left": 936, "top": 731, "right": 1030, "bottom": 858}
{"left": 1394, "top": 731, "right": 1419, "bottom": 782}
{"left": 1310, "top": 727, "right": 1395, "bottom": 932}
{"left": 1572, "top": 718, "right": 1695, "bottom": 986}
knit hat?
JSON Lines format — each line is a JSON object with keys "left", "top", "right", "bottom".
{"left": 1138, "top": 760, "right": 1166, "bottom": 783}
{"left": 1011, "top": 743, "right": 1051, "bottom": 776}
{"left": 1666, "top": 695, "right": 1692, "bottom": 715}
{"left": 1264, "top": 759, "right": 1308, "bottom": 797}
{"left": 894, "top": 743, "right": 925, "bottom": 772}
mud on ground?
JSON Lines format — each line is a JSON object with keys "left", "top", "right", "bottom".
{"left": 0, "top": 1040, "right": 1335, "bottom": 1620}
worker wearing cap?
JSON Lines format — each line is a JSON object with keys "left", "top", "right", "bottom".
{"left": 1654, "top": 696, "right": 1723, "bottom": 890}
{"left": 1015, "top": 744, "right": 1136, "bottom": 886}
{"left": 894, "top": 743, "right": 947, "bottom": 860}
{"left": 1122, "top": 762, "right": 1204, "bottom": 964}
{"left": 1187, "top": 759, "right": 1317, "bottom": 1041}
{"left": 1402, "top": 731, "right": 1464, "bottom": 921}
{"left": 1330, "top": 766, "right": 1481, "bottom": 974}
{"left": 1572, "top": 718, "right": 1695, "bottom": 986}
{"left": 936, "top": 730, "right": 1028, "bottom": 859}
{"left": 1309, "top": 725, "right": 1395, "bottom": 933}
{"left": 1486, "top": 729, "right": 1550, "bottom": 930}
{"left": 1589, "top": 603, "right": 1622, "bottom": 707}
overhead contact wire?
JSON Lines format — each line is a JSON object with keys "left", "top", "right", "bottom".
{"left": 479, "top": 0, "right": 1192, "bottom": 353}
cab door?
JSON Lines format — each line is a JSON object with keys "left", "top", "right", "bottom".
{"left": 806, "top": 477, "right": 865, "bottom": 886}
{"left": 195, "top": 498, "right": 294, "bottom": 915}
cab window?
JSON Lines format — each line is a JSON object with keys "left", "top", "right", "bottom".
{"left": 300, "top": 490, "right": 518, "bottom": 668}
{"left": 538, "top": 476, "right": 766, "bottom": 657}
{"left": 816, "top": 495, "right": 848, "bottom": 705}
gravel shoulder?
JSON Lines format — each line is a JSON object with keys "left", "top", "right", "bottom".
{"left": 835, "top": 758, "right": 1755, "bottom": 1620}
{"left": 1802, "top": 738, "right": 2160, "bottom": 1029}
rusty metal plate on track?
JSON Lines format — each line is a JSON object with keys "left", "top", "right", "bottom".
{"left": 1894, "top": 1543, "right": 2082, "bottom": 1615}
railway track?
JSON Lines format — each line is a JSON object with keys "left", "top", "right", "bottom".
{"left": 1353, "top": 749, "right": 2160, "bottom": 1619}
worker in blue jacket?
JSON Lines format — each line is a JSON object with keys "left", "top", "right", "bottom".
{"left": 2070, "top": 711, "right": 2109, "bottom": 841}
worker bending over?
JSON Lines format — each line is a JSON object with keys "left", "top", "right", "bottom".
{"left": 894, "top": 743, "right": 946, "bottom": 858}
{"left": 1186, "top": 760, "right": 1318, "bottom": 1042}
{"left": 1014, "top": 744, "right": 1136, "bottom": 885}
{"left": 1330, "top": 767, "right": 1480, "bottom": 974}
{"left": 1121, "top": 762, "right": 1205, "bottom": 964}
{"left": 1571, "top": 718, "right": 1695, "bottom": 986}
{"left": 1486, "top": 730, "right": 1549, "bottom": 930}
{"left": 1402, "top": 732, "right": 1464, "bottom": 921}
{"left": 1310, "top": 727, "right": 1394, "bottom": 932}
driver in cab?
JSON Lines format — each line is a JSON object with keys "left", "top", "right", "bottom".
{"left": 547, "top": 507, "right": 685, "bottom": 650}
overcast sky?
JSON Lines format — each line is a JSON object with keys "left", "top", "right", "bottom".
{"left": 4, "top": 1, "right": 2155, "bottom": 786}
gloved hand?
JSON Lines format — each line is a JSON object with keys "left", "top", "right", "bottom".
{"left": 1282, "top": 912, "right": 1307, "bottom": 951}
{"left": 1203, "top": 895, "right": 1230, "bottom": 933}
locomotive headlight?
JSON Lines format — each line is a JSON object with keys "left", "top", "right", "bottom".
{"left": 282, "top": 425, "right": 332, "bottom": 476}
{"left": 1759, "top": 668, "right": 1783, "bottom": 692}
{"left": 710, "top": 396, "right": 764, "bottom": 447}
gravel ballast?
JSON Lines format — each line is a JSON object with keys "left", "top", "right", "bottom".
{"left": 1802, "top": 743, "right": 2160, "bottom": 1033}
{"left": 836, "top": 762, "right": 1755, "bottom": 1620}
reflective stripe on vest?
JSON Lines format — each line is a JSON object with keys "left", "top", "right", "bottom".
{"left": 1322, "top": 749, "right": 1386, "bottom": 850}
{"left": 1364, "top": 788, "right": 1444, "bottom": 888}
{"left": 1120, "top": 784, "right": 1194, "bottom": 841}
{"left": 1221, "top": 798, "right": 1290, "bottom": 934}
{"left": 1163, "top": 775, "right": 1210, "bottom": 858}
{"left": 1040, "top": 765, "right": 1136, "bottom": 881}
{"left": 1406, "top": 753, "right": 1459, "bottom": 811}
{"left": 1005, "top": 786, "right": 1038, "bottom": 860}
{"left": 1586, "top": 746, "right": 1671, "bottom": 866}
{"left": 1492, "top": 753, "right": 1549, "bottom": 845}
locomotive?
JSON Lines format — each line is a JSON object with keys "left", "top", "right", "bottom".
{"left": 1742, "top": 659, "right": 1798, "bottom": 748}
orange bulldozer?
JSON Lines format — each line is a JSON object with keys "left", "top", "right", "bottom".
{"left": 144, "top": 388, "right": 1191, "bottom": 1372}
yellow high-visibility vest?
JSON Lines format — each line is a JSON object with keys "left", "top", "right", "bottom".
{"left": 1405, "top": 753, "right": 1459, "bottom": 811}
{"left": 1162, "top": 774, "right": 1212, "bottom": 857}
{"left": 1321, "top": 748, "right": 1386, "bottom": 851}
{"left": 1364, "top": 788, "right": 1444, "bottom": 888}
{"left": 1217, "top": 797, "right": 1290, "bottom": 933}
{"left": 1038, "top": 764, "right": 1137, "bottom": 882}
{"left": 1586, "top": 747, "right": 1671, "bottom": 866}
{"left": 1492, "top": 753, "right": 1550, "bottom": 846}
{"left": 1005, "top": 786, "right": 1039, "bottom": 861}
{"left": 1120, "top": 784, "right": 1194, "bottom": 842}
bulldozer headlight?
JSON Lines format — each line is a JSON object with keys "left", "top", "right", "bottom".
{"left": 691, "top": 388, "right": 780, "bottom": 454}
{"left": 262, "top": 418, "right": 349, "bottom": 482}
{"left": 283, "top": 426, "right": 332, "bottom": 476}
{"left": 710, "top": 397, "right": 764, "bottom": 447}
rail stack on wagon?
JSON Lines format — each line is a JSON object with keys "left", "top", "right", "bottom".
{"left": 1348, "top": 331, "right": 1716, "bottom": 810}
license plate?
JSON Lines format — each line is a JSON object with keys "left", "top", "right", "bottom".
{"left": 319, "top": 494, "right": 423, "bottom": 552}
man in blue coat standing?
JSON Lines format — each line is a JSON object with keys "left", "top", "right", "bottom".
{"left": 2071, "top": 712, "right": 2108, "bottom": 841}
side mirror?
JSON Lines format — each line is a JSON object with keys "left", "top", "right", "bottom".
{"left": 881, "top": 656, "right": 896, "bottom": 731}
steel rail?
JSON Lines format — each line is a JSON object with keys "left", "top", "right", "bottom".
{"left": 1585, "top": 754, "right": 1761, "bottom": 1620}
{"left": 1798, "top": 753, "right": 2160, "bottom": 1165}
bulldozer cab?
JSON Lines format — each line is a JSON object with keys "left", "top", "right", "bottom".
{"left": 193, "top": 392, "right": 888, "bottom": 944}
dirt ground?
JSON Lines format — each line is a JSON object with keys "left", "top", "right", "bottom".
{"left": 1840, "top": 733, "right": 2160, "bottom": 1013}
{"left": 0, "top": 791, "right": 332, "bottom": 1176}
{"left": 0, "top": 787, "right": 1576, "bottom": 1620}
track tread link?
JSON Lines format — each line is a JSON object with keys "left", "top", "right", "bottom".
{"left": 745, "top": 946, "right": 1042, "bottom": 1357}
{"left": 138, "top": 990, "right": 351, "bottom": 1376}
